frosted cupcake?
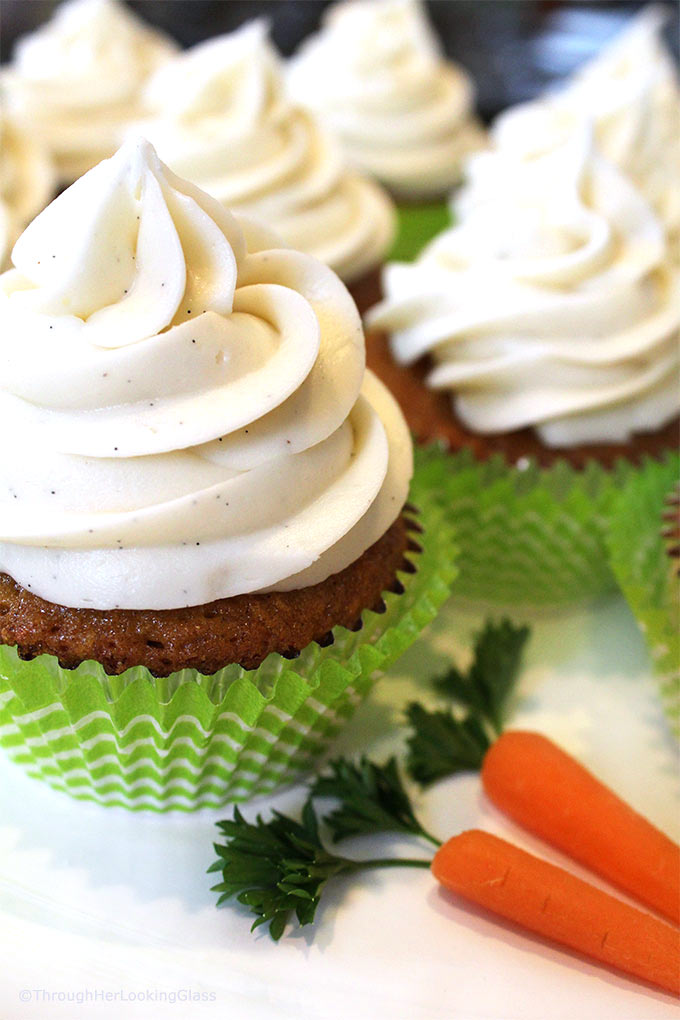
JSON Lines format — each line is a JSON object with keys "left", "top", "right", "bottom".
{"left": 0, "top": 138, "right": 454, "bottom": 810}
{"left": 366, "top": 130, "right": 679, "bottom": 605}
{"left": 0, "top": 106, "right": 55, "bottom": 268}
{"left": 3, "top": 0, "right": 177, "bottom": 185}
{"left": 488, "top": 6, "right": 680, "bottom": 246}
{"left": 136, "top": 21, "right": 395, "bottom": 312}
{"left": 288, "top": 0, "right": 486, "bottom": 260}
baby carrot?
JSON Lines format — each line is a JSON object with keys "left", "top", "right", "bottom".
{"left": 432, "top": 830, "right": 680, "bottom": 996}
{"left": 481, "top": 731, "right": 680, "bottom": 925}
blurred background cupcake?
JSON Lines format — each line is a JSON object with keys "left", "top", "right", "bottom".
{"left": 134, "top": 19, "right": 396, "bottom": 312}
{"left": 361, "top": 4, "right": 678, "bottom": 609}
{"left": 366, "top": 100, "right": 679, "bottom": 606}
{"left": 2, "top": 0, "right": 177, "bottom": 185}
{"left": 0, "top": 103, "right": 55, "bottom": 268}
{"left": 369, "top": 129, "right": 678, "bottom": 457}
{"left": 288, "top": 0, "right": 486, "bottom": 261}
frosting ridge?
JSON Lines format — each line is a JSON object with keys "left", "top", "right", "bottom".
{"left": 488, "top": 6, "right": 680, "bottom": 243}
{"left": 137, "top": 21, "right": 395, "bottom": 284}
{"left": 368, "top": 131, "right": 680, "bottom": 447}
{"left": 287, "top": 0, "right": 485, "bottom": 199}
{"left": 4, "top": 0, "right": 178, "bottom": 183}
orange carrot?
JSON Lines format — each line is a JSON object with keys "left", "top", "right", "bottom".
{"left": 432, "top": 830, "right": 680, "bottom": 996}
{"left": 481, "top": 731, "right": 680, "bottom": 926}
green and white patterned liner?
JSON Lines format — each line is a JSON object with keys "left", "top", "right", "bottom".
{"left": 0, "top": 472, "right": 456, "bottom": 812}
{"left": 414, "top": 443, "right": 655, "bottom": 608}
{"left": 607, "top": 453, "right": 680, "bottom": 737}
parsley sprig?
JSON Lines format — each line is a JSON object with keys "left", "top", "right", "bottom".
{"left": 405, "top": 619, "right": 529, "bottom": 787}
{"left": 405, "top": 704, "right": 491, "bottom": 786}
{"left": 310, "top": 755, "right": 440, "bottom": 846}
{"left": 210, "top": 617, "right": 530, "bottom": 940}
{"left": 210, "top": 801, "right": 431, "bottom": 941}
{"left": 432, "top": 618, "right": 530, "bottom": 734}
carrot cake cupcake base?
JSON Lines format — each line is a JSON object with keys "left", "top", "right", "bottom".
{"left": 1, "top": 515, "right": 411, "bottom": 676}
{"left": 0, "top": 471, "right": 456, "bottom": 812}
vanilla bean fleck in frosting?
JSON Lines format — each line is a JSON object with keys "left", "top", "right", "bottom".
{"left": 0, "top": 108, "right": 55, "bottom": 269}
{"left": 136, "top": 21, "right": 395, "bottom": 285}
{"left": 488, "top": 6, "right": 680, "bottom": 244}
{"left": 0, "top": 139, "right": 412, "bottom": 610}
{"left": 367, "top": 131, "right": 680, "bottom": 448}
{"left": 287, "top": 0, "right": 485, "bottom": 200}
{"left": 3, "top": 0, "right": 178, "bottom": 184}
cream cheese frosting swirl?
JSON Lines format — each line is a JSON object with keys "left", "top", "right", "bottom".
{"left": 0, "top": 138, "right": 412, "bottom": 610}
{"left": 0, "top": 106, "right": 55, "bottom": 268}
{"left": 488, "top": 6, "right": 680, "bottom": 243}
{"left": 287, "top": 0, "right": 486, "bottom": 199}
{"left": 4, "top": 0, "right": 177, "bottom": 184}
{"left": 367, "top": 131, "right": 680, "bottom": 448}
{"left": 136, "top": 21, "right": 395, "bottom": 285}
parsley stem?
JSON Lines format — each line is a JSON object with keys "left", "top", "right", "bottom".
{"left": 355, "top": 857, "right": 433, "bottom": 871}
{"left": 418, "top": 829, "right": 443, "bottom": 849}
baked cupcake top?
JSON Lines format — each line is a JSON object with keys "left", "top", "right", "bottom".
{"left": 0, "top": 107, "right": 55, "bottom": 269}
{"left": 490, "top": 7, "right": 680, "bottom": 244}
{"left": 287, "top": 0, "right": 485, "bottom": 200}
{"left": 136, "top": 21, "right": 395, "bottom": 285}
{"left": 0, "top": 138, "right": 412, "bottom": 611}
{"left": 3, "top": 0, "right": 177, "bottom": 184}
{"left": 367, "top": 130, "right": 680, "bottom": 448}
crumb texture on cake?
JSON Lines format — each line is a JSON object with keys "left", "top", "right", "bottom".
{"left": 0, "top": 516, "right": 416, "bottom": 677}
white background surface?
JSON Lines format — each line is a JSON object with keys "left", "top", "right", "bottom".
{"left": 0, "top": 595, "right": 678, "bottom": 1020}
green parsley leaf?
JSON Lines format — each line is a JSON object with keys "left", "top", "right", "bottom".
{"left": 405, "top": 702, "right": 491, "bottom": 786}
{"left": 210, "top": 801, "right": 348, "bottom": 939}
{"left": 210, "top": 800, "right": 431, "bottom": 940}
{"left": 433, "top": 619, "right": 530, "bottom": 734}
{"left": 311, "top": 756, "right": 440, "bottom": 846}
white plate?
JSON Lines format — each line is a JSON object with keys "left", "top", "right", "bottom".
{"left": 1, "top": 595, "right": 678, "bottom": 1020}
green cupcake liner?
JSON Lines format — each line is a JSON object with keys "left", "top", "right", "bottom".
{"left": 607, "top": 454, "right": 680, "bottom": 736}
{"left": 0, "top": 470, "right": 456, "bottom": 812}
{"left": 413, "top": 443, "right": 652, "bottom": 608}
{"left": 388, "top": 202, "right": 452, "bottom": 263}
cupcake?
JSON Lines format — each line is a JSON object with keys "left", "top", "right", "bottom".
{"left": 287, "top": 0, "right": 486, "bottom": 261}
{"left": 366, "top": 129, "right": 679, "bottom": 606}
{"left": 3, "top": 0, "right": 177, "bottom": 185}
{"left": 0, "top": 138, "right": 455, "bottom": 810}
{"left": 488, "top": 6, "right": 680, "bottom": 246}
{"left": 135, "top": 21, "right": 395, "bottom": 314}
{"left": 0, "top": 105, "right": 55, "bottom": 268}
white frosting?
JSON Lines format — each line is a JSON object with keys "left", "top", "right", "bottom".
{"left": 287, "top": 0, "right": 485, "bottom": 199}
{"left": 368, "top": 131, "right": 680, "bottom": 447}
{"left": 489, "top": 6, "right": 680, "bottom": 242}
{"left": 4, "top": 0, "right": 177, "bottom": 183}
{"left": 0, "top": 107, "right": 55, "bottom": 268}
{"left": 136, "top": 22, "right": 395, "bottom": 285}
{"left": 0, "top": 139, "right": 412, "bottom": 610}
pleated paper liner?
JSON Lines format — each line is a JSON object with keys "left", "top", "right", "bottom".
{"left": 607, "top": 453, "right": 680, "bottom": 737}
{"left": 413, "top": 443, "right": 646, "bottom": 607}
{"left": 0, "top": 470, "right": 456, "bottom": 812}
